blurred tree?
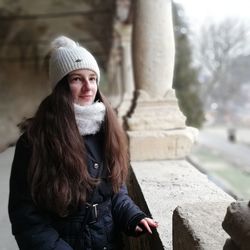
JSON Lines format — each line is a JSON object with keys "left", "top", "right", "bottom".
{"left": 195, "top": 18, "right": 250, "bottom": 121}
{"left": 172, "top": 2, "right": 204, "bottom": 128}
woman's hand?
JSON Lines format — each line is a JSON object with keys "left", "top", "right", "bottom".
{"left": 135, "top": 217, "right": 158, "bottom": 234}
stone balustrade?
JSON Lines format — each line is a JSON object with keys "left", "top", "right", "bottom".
{"left": 126, "top": 160, "right": 234, "bottom": 250}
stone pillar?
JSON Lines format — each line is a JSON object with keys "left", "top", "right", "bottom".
{"left": 107, "top": 0, "right": 133, "bottom": 110}
{"left": 106, "top": 35, "right": 123, "bottom": 108}
{"left": 116, "top": 25, "right": 134, "bottom": 121}
{"left": 132, "top": 0, "right": 174, "bottom": 97}
{"left": 126, "top": 0, "right": 197, "bottom": 161}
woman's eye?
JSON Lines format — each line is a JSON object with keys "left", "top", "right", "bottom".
{"left": 71, "top": 77, "right": 81, "bottom": 83}
{"left": 89, "top": 77, "right": 96, "bottom": 82}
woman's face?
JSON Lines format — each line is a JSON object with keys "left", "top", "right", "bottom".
{"left": 68, "top": 69, "right": 98, "bottom": 106}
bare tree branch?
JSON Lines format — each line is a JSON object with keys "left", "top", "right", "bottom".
{"left": 195, "top": 18, "right": 250, "bottom": 118}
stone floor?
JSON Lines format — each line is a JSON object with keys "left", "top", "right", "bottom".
{"left": 0, "top": 147, "right": 18, "bottom": 250}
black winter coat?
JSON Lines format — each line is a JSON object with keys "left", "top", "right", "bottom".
{"left": 8, "top": 132, "right": 146, "bottom": 250}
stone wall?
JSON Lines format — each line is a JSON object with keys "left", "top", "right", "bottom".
{"left": 125, "top": 167, "right": 164, "bottom": 250}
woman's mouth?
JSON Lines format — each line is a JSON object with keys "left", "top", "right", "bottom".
{"left": 79, "top": 95, "right": 92, "bottom": 98}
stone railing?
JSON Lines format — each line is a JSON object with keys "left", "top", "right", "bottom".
{"left": 126, "top": 160, "right": 234, "bottom": 250}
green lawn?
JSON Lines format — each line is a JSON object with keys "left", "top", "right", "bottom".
{"left": 191, "top": 146, "right": 250, "bottom": 199}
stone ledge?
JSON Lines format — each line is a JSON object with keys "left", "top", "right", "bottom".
{"left": 173, "top": 202, "right": 232, "bottom": 250}
{"left": 130, "top": 160, "right": 234, "bottom": 249}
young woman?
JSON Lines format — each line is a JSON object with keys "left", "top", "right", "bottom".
{"left": 8, "top": 36, "right": 158, "bottom": 250}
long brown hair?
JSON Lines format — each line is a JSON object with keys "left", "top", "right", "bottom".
{"left": 22, "top": 77, "right": 129, "bottom": 216}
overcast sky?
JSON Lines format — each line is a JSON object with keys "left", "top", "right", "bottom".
{"left": 173, "top": 0, "right": 250, "bottom": 32}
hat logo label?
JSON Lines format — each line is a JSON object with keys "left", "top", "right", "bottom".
{"left": 75, "top": 59, "right": 82, "bottom": 62}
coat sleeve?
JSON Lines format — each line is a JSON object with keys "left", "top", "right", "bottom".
{"left": 8, "top": 134, "right": 73, "bottom": 250}
{"left": 111, "top": 184, "right": 146, "bottom": 236}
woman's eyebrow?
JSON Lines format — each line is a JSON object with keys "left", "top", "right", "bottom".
{"left": 69, "top": 73, "right": 81, "bottom": 77}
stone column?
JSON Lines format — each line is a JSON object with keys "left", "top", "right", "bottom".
{"left": 107, "top": 0, "right": 133, "bottom": 110}
{"left": 126, "top": 0, "right": 197, "bottom": 160}
{"left": 106, "top": 35, "right": 123, "bottom": 109}
{"left": 116, "top": 24, "right": 134, "bottom": 121}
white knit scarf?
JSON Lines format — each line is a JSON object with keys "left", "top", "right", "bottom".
{"left": 73, "top": 102, "right": 106, "bottom": 136}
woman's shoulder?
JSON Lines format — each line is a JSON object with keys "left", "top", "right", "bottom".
{"left": 11, "top": 133, "right": 32, "bottom": 174}
{"left": 16, "top": 132, "right": 32, "bottom": 151}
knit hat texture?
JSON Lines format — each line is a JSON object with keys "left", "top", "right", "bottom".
{"left": 49, "top": 36, "right": 100, "bottom": 88}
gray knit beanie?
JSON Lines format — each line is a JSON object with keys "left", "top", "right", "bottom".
{"left": 49, "top": 36, "right": 100, "bottom": 88}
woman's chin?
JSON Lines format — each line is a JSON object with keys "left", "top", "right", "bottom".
{"left": 75, "top": 100, "right": 93, "bottom": 106}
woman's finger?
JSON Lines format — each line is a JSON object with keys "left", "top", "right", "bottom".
{"left": 140, "top": 219, "right": 152, "bottom": 234}
{"left": 145, "top": 217, "right": 159, "bottom": 227}
{"left": 135, "top": 225, "right": 143, "bottom": 232}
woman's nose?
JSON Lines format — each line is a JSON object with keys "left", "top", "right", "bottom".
{"left": 82, "top": 80, "right": 91, "bottom": 91}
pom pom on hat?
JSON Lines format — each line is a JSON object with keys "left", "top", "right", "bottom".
{"left": 50, "top": 36, "right": 78, "bottom": 50}
{"left": 49, "top": 36, "right": 100, "bottom": 88}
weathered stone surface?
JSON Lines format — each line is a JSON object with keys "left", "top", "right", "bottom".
{"left": 132, "top": 0, "right": 175, "bottom": 97}
{"left": 131, "top": 160, "right": 234, "bottom": 249}
{"left": 128, "top": 127, "right": 198, "bottom": 161}
{"left": 127, "top": 0, "right": 197, "bottom": 161}
{"left": 127, "top": 89, "right": 186, "bottom": 131}
{"left": 173, "top": 202, "right": 232, "bottom": 250}
{"left": 222, "top": 201, "right": 250, "bottom": 249}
